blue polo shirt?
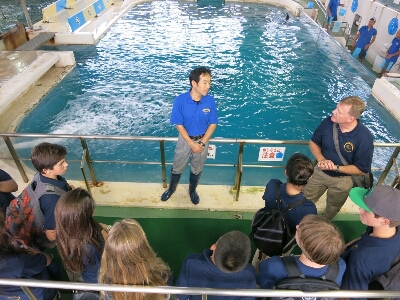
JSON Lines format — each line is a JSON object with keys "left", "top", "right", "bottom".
{"left": 387, "top": 37, "right": 400, "bottom": 63}
{"left": 328, "top": 0, "right": 340, "bottom": 18}
{"left": 0, "top": 252, "right": 57, "bottom": 300}
{"left": 262, "top": 179, "right": 317, "bottom": 233}
{"left": 175, "top": 249, "right": 256, "bottom": 300}
{"left": 170, "top": 90, "right": 218, "bottom": 136}
{"left": 0, "top": 169, "right": 16, "bottom": 216}
{"left": 38, "top": 174, "right": 71, "bottom": 230}
{"left": 356, "top": 25, "right": 377, "bottom": 49}
{"left": 257, "top": 255, "right": 346, "bottom": 289}
{"left": 311, "top": 117, "right": 373, "bottom": 177}
{"left": 341, "top": 227, "right": 400, "bottom": 300}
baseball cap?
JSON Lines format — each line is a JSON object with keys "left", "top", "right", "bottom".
{"left": 349, "top": 186, "right": 400, "bottom": 221}
{"left": 370, "top": 17, "right": 376, "bottom": 22}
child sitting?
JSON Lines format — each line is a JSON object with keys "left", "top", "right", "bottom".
{"left": 253, "top": 153, "right": 316, "bottom": 269}
{"left": 30, "top": 142, "right": 73, "bottom": 244}
{"left": 262, "top": 152, "right": 316, "bottom": 233}
{"left": 257, "top": 214, "right": 346, "bottom": 289}
{"left": 175, "top": 230, "right": 256, "bottom": 300}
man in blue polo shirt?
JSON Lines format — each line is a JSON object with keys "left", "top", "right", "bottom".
{"left": 303, "top": 96, "right": 373, "bottom": 220}
{"left": 381, "top": 29, "right": 400, "bottom": 77}
{"left": 352, "top": 18, "right": 377, "bottom": 62}
{"left": 161, "top": 67, "right": 218, "bottom": 204}
{"left": 325, "top": 0, "right": 343, "bottom": 30}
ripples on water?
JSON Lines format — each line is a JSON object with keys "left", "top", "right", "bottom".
{"left": 15, "top": 1, "right": 400, "bottom": 183}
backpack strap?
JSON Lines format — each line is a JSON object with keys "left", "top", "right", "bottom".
{"left": 275, "top": 182, "right": 307, "bottom": 213}
{"left": 321, "top": 262, "right": 339, "bottom": 281}
{"left": 281, "top": 255, "right": 304, "bottom": 278}
{"left": 282, "top": 256, "right": 339, "bottom": 282}
{"left": 275, "top": 182, "right": 282, "bottom": 207}
{"left": 29, "top": 172, "right": 67, "bottom": 231}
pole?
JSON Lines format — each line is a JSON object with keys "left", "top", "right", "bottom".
{"left": 20, "top": 0, "right": 33, "bottom": 30}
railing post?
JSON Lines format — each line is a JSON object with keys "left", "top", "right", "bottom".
{"left": 202, "top": 295, "right": 207, "bottom": 300}
{"left": 21, "top": 286, "right": 38, "bottom": 300}
{"left": 376, "top": 146, "right": 400, "bottom": 186}
{"left": 80, "top": 138, "right": 98, "bottom": 186}
{"left": 81, "top": 149, "right": 92, "bottom": 196}
{"left": 233, "top": 142, "right": 244, "bottom": 201}
{"left": 3, "top": 136, "right": 29, "bottom": 183}
{"left": 160, "top": 140, "right": 167, "bottom": 188}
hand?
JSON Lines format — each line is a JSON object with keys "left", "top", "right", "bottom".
{"left": 69, "top": 184, "right": 76, "bottom": 190}
{"left": 365, "top": 45, "right": 370, "bottom": 50}
{"left": 317, "top": 160, "right": 336, "bottom": 170}
{"left": 190, "top": 142, "right": 203, "bottom": 154}
{"left": 387, "top": 54, "right": 393, "bottom": 59}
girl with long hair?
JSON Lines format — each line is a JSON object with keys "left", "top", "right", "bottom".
{"left": 98, "top": 219, "right": 171, "bottom": 300}
{"left": 55, "top": 188, "right": 107, "bottom": 284}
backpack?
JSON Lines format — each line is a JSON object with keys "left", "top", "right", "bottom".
{"left": 270, "top": 255, "right": 340, "bottom": 300}
{"left": 370, "top": 252, "right": 400, "bottom": 300}
{"left": 6, "top": 172, "right": 66, "bottom": 249}
{"left": 249, "top": 183, "right": 306, "bottom": 257}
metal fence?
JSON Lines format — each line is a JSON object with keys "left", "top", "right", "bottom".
{"left": 2, "top": 278, "right": 400, "bottom": 300}
{"left": 1, "top": 133, "right": 400, "bottom": 201}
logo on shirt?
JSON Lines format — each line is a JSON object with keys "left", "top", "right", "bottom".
{"left": 202, "top": 108, "right": 210, "bottom": 113}
{"left": 343, "top": 142, "right": 354, "bottom": 152}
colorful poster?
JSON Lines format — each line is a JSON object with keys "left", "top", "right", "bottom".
{"left": 258, "top": 147, "right": 285, "bottom": 161}
{"left": 207, "top": 144, "right": 216, "bottom": 159}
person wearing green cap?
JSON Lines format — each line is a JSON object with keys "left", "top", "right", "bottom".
{"left": 341, "top": 185, "right": 400, "bottom": 298}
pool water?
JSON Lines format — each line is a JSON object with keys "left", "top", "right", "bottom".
{"left": 15, "top": 1, "right": 400, "bottom": 185}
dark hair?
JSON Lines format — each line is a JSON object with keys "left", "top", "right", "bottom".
{"left": 0, "top": 211, "right": 27, "bottom": 258}
{"left": 373, "top": 213, "right": 400, "bottom": 228}
{"left": 189, "top": 67, "right": 211, "bottom": 87}
{"left": 286, "top": 153, "right": 314, "bottom": 186}
{"left": 31, "top": 142, "right": 67, "bottom": 173}
{"left": 214, "top": 231, "right": 251, "bottom": 273}
{"left": 55, "top": 188, "right": 103, "bottom": 273}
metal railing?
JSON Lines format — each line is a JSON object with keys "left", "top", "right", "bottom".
{"left": 1, "top": 133, "right": 400, "bottom": 201}
{"left": 2, "top": 278, "right": 400, "bottom": 300}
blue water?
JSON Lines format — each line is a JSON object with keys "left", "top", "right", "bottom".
{"left": 14, "top": 1, "right": 400, "bottom": 185}
{"left": 0, "top": 0, "right": 52, "bottom": 33}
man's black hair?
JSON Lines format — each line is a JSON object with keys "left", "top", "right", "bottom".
{"left": 286, "top": 153, "right": 314, "bottom": 186}
{"left": 214, "top": 231, "right": 251, "bottom": 273}
{"left": 189, "top": 67, "right": 211, "bottom": 87}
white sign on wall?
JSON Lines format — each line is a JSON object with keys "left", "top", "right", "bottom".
{"left": 258, "top": 147, "right": 286, "bottom": 161}
{"left": 207, "top": 144, "right": 216, "bottom": 159}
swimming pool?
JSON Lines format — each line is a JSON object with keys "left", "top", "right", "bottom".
{"left": 15, "top": 1, "right": 400, "bottom": 185}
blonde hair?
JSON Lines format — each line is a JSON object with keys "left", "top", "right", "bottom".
{"left": 340, "top": 96, "right": 365, "bottom": 119}
{"left": 297, "top": 215, "right": 344, "bottom": 265}
{"left": 98, "top": 219, "right": 170, "bottom": 300}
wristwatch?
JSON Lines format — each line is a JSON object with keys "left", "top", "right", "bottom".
{"left": 336, "top": 165, "right": 339, "bottom": 172}
{"left": 198, "top": 141, "right": 206, "bottom": 147}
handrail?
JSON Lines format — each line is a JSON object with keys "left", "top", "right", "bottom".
{"left": 1, "top": 278, "right": 400, "bottom": 299}
{"left": 1, "top": 133, "right": 400, "bottom": 197}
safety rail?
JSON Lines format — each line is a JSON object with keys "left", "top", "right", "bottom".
{"left": 1, "top": 133, "right": 400, "bottom": 201}
{"left": 67, "top": 0, "right": 114, "bottom": 32}
{"left": 1, "top": 278, "right": 400, "bottom": 300}
{"left": 42, "top": 0, "right": 75, "bottom": 22}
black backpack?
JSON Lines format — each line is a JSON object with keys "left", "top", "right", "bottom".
{"left": 250, "top": 183, "right": 306, "bottom": 257}
{"left": 369, "top": 252, "right": 400, "bottom": 300}
{"left": 270, "top": 255, "right": 340, "bottom": 300}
